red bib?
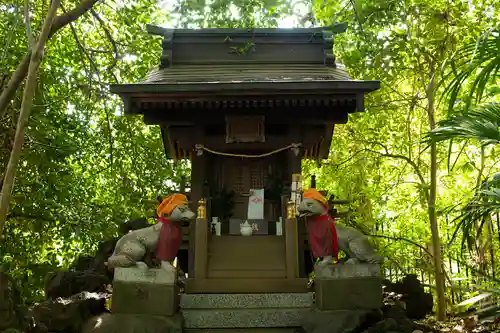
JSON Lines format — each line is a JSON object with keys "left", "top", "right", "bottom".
{"left": 306, "top": 214, "right": 339, "bottom": 261}
{"left": 155, "top": 217, "right": 182, "bottom": 262}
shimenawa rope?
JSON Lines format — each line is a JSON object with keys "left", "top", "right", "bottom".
{"left": 195, "top": 143, "right": 302, "bottom": 159}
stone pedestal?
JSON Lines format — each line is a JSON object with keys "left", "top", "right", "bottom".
{"left": 180, "top": 293, "right": 313, "bottom": 329}
{"left": 302, "top": 264, "right": 383, "bottom": 333}
{"left": 314, "top": 264, "right": 382, "bottom": 311}
{"left": 112, "top": 266, "right": 179, "bottom": 316}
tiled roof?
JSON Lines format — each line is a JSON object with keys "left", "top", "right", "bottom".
{"left": 143, "top": 64, "right": 351, "bottom": 84}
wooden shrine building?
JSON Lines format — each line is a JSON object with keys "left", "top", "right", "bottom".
{"left": 111, "top": 25, "right": 380, "bottom": 294}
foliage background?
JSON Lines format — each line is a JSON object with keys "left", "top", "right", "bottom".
{"left": 1, "top": 0, "right": 500, "bottom": 306}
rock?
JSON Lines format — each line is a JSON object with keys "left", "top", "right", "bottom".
{"left": 30, "top": 291, "right": 108, "bottom": 333}
{"left": 81, "top": 312, "right": 183, "bottom": 333}
{"left": 301, "top": 308, "right": 370, "bottom": 333}
{"left": 0, "top": 272, "right": 32, "bottom": 333}
{"left": 48, "top": 220, "right": 157, "bottom": 302}
{"left": 362, "top": 318, "right": 399, "bottom": 333}
{"left": 44, "top": 270, "right": 110, "bottom": 300}
{"left": 383, "top": 274, "right": 433, "bottom": 320}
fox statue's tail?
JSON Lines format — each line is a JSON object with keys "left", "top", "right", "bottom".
{"left": 106, "top": 254, "right": 136, "bottom": 269}
{"left": 106, "top": 240, "right": 146, "bottom": 269}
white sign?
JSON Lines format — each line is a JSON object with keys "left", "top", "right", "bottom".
{"left": 247, "top": 188, "right": 265, "bottom": 220}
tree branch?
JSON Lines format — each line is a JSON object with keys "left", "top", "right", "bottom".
{"left": 90, "top": 8, "right": 118, "bottom": 72}
{"left": 24, "top": 0, "right": 34, "bottom": 47}
{"left": 0, "top": 0, "right": 61, "bottom": 236}
{"left": 0, "top": 0, "right": 101, "bottom": 119}
{"left": 370, "top": 233, "right": 458, "bottom": 295}
{"left": 363, "top": 146, "right": 429, "bottom": 202}
{"left": 369, "top": 233, "right": 431, "bottom": 256}
{"left": 6, "top": 212, "right": 55, "bottom": 222}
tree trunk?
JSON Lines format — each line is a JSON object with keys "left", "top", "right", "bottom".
{"left": 0, "top": 0, "right": 100, "bottom": 119}
{"left": 0, "top": 0, "right": 61, "bottom": 236}
{"left": 426, "top": 65, "right": 447, "bottom": 321}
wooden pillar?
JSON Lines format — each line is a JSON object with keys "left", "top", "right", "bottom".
{"left": 189, "top": 127, "right": 206, "bottom": 277}
{"left": 179, "top": 175, "right": 186, "bottom": 193}
{"left": 194, "top": 199, "right": 208, "bottom": 279}
{"left": 287, "top": 124, "right": 306, "bottom": 278}
{"left": 285, "top": 200, "right": 299, "bottom": 279}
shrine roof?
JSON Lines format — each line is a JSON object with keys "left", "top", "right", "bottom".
{"left": 112, "top": 63, "right": 378, "bottom": 96}
{"left": 143, "top": 63, "right": 351, "bottom": 84}
{"left": 110, "top": 24, "right": 380, "bottom": 113}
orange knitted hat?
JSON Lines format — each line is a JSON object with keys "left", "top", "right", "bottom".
{"left": 303, "top": 188, "right": 328, "bottom": 207}
{"left": 157, "top": 193, "right": 188, "bottom": 217}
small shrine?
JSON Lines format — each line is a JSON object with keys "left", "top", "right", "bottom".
{"left": 110, "top": 24, "right": 382, "bottom": 331}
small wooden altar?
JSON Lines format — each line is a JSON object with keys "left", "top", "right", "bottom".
{"left": 111, "top": 25, "right": 379, "bottom": 294}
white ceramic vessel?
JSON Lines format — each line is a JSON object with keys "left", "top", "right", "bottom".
{"left": 240, "top": 221, "right": 253, "bottom": 236}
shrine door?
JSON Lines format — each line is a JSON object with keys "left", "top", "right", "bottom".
{"left": 221, "top": 157, "right": 270, "bottom": 221}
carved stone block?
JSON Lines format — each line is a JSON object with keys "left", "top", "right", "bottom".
{"left": 314, "top": 263, "right": 381, "bottom": 279}
{"left": 114, "top": 266, "right": 176, "bottom": 284}
{"left": 112, "top": 267, "right": 179, "bottom": 316}
{"left": 315, "top": 264, "right": 382, "bottom": 311}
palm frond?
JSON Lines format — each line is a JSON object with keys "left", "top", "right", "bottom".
{"left": 425, "top": 103, "right": 500, "bottom": 145}
{"left": 441, "top": 28, "right": 500, "bottom": 114}
{"left": 448, "top": 173, "right": 500, "bottom": 251}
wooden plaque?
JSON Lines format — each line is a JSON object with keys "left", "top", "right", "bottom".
{"left": 225, "top": 116, "right": 265, "bottom": 143}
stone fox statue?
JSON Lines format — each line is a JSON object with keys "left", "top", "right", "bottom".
{"left": 297, "top": 189, "right": 383, "bottom": 266}
{"left": 106, "top": 193, "right": 195, "bottom": 271}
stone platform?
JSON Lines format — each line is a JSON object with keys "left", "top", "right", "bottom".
{"left": 111, "top": 266, "right": 179, "bottom": 316}
{"left": 304, "top": 263, "right": 383, "bottom": 333}
{"left": 314, "top": 263, "right": 382, "bottom": 311}
{"left": 185, "top": 329, "right": 300, "bottom": 333}
{"left": 181, "top": 293, "right": 313, "bottom": 329}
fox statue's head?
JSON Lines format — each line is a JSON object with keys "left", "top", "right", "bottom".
{"left": 297, "top": 188, "right": 329, "bottom": 218}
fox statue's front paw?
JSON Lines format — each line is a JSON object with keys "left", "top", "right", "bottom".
{"left": 161, "top": 261, "right": 177, "bottom": 273}
{"left": 136, "top": 261, "right": 149, "bottom": 269}
{"left": 344, "top": 258, "right": 361, "bottom": 265}
{"left": 315, "top": 255, "right": 334, "bottom": 267}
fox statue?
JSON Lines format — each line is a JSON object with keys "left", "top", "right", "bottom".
{"left": 297, "top": 189, "right": 383, "bottom": 266}
{"left": 106, "top": 193, "right": 195, "bottom": 272}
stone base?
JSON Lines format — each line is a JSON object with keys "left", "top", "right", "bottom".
{"left": 314, "top": 263, "right": 380, "bottom": 279}
{"left": 181, "top": 293, "right": 314, "bottom": 309}
{"left": 180, "top": 293, "right": 313, "bottom": 329}
{"left": 114, "top": 266, "right": 176, "bottom": 284}
{"left": 82, "top": 312, "right": 183, "bottom": 333}
{"left": 184, "top": 328, "right": 300, "bottom": 333}
{"left": 183, "top": 308, "right": 309, "bottom": 329}
{"left": 112, "top": 266, "right": 179, "bottom": 316}
{"left": 301, "top": 309, "right": 371, "bottom": 333}
{"left": 314, "top": 264, "right": 382, "bottom": 311}
{"left": 112, "top": 281, "right": 179, "bottom": 316}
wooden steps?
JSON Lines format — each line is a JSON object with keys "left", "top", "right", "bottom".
{"left": 207, "top": 236, "right": 286, "bottom": 279}
{"left": 184, "top": 278, "right": 309, "bottom": 294}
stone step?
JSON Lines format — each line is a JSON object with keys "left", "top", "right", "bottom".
{"left": 182, "top": 308, "right": 309, "bottom": 329}
{"left": 180, "top": 293, "right": 314, "bottom": 309}
{"left": 185, "top": 328, "right": 300, "bottom": 333}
